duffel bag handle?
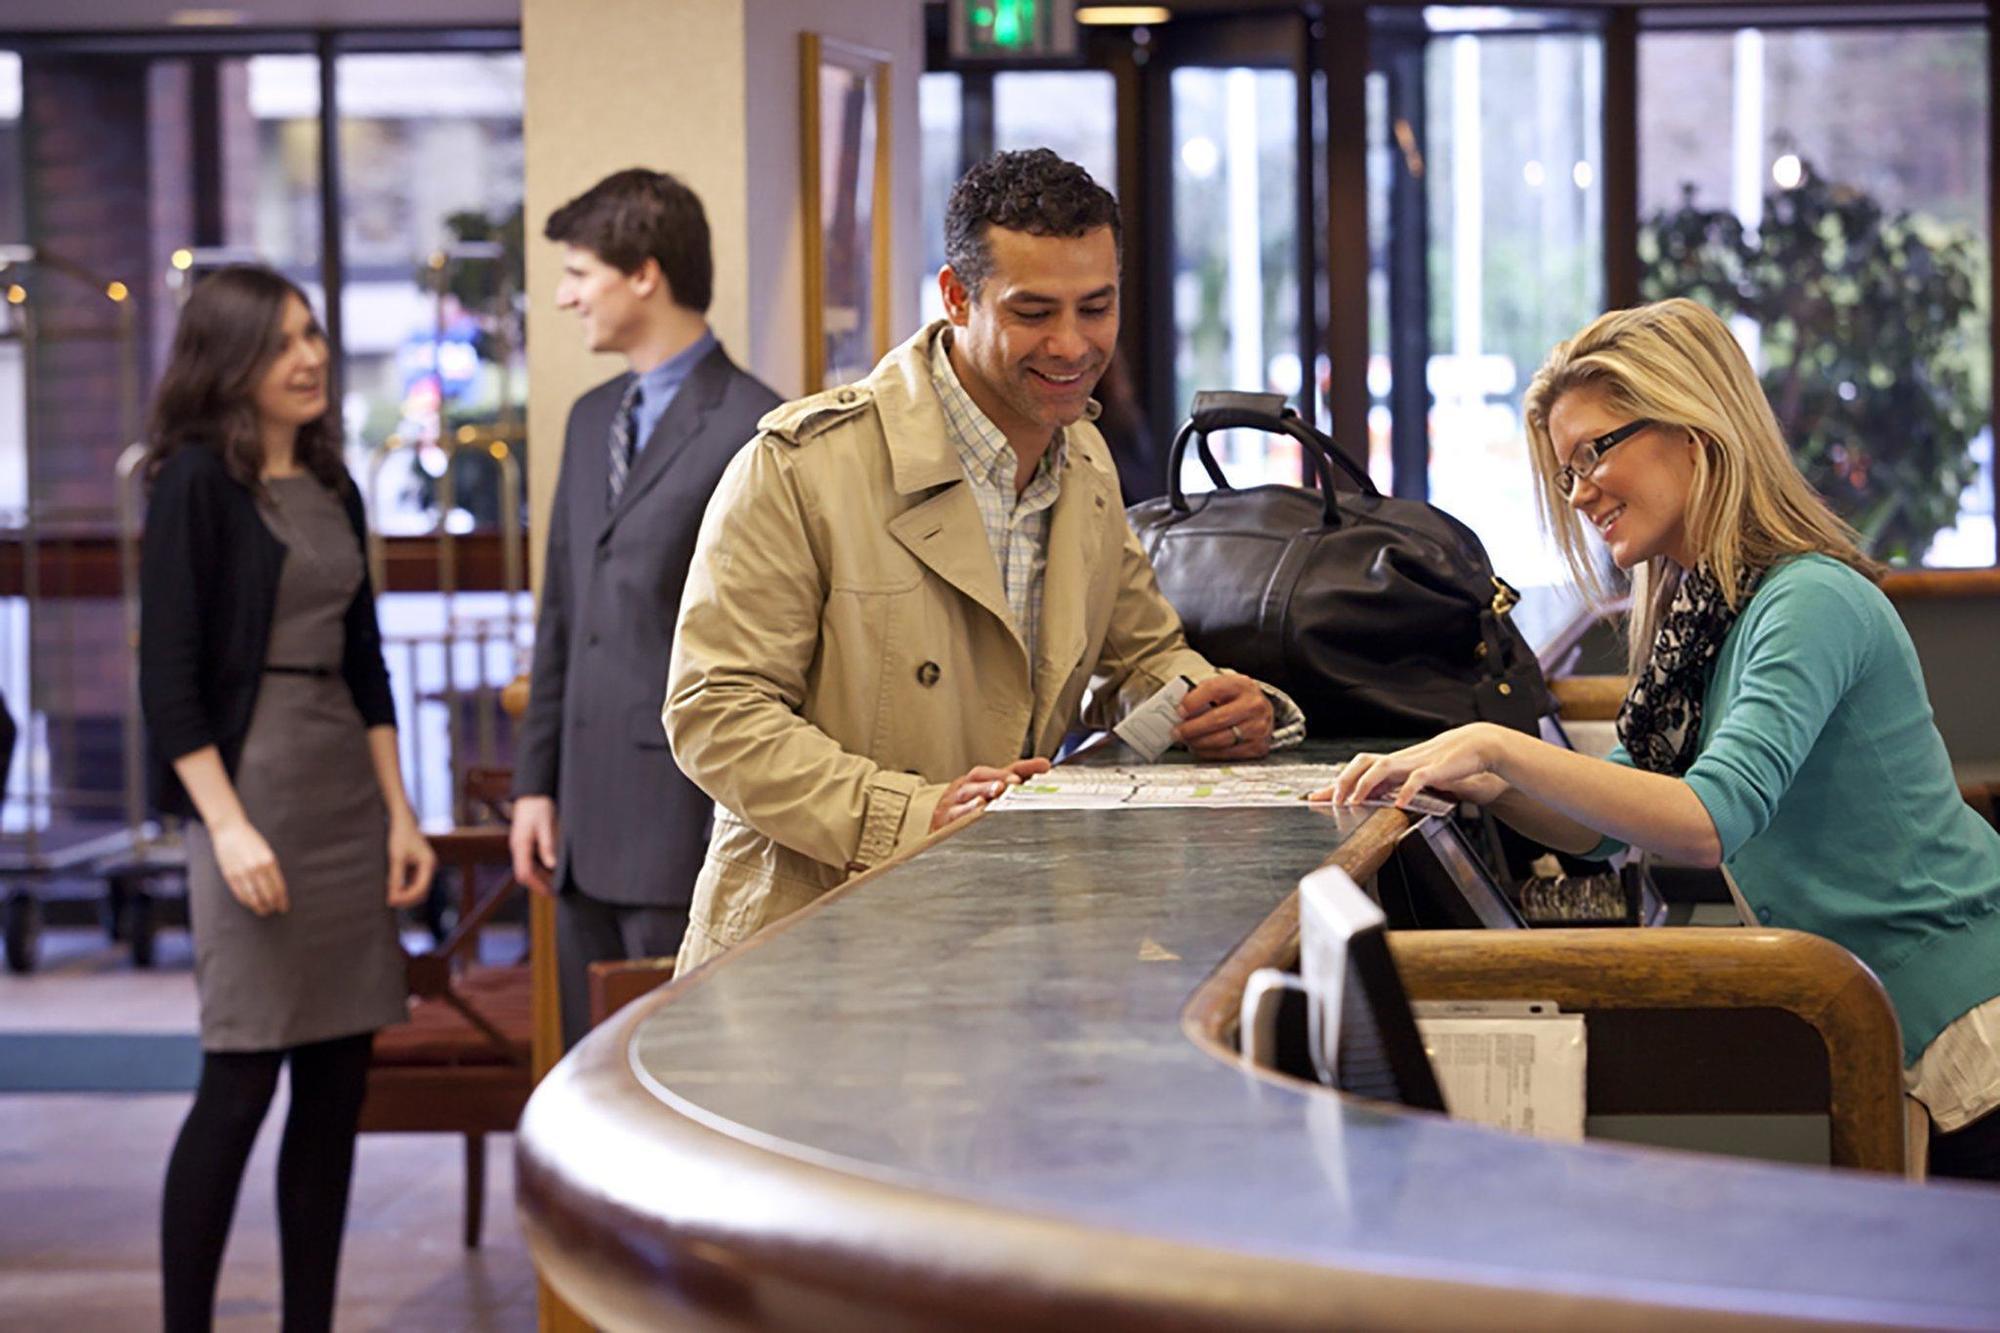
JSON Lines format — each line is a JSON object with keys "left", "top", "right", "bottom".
{"left": 1167, "top": 390, "right": 1378, "bottom": 523}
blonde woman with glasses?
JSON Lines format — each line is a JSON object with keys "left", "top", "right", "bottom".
{"left": 1318, "top": 297, "right": 2000, "bottom": 1180}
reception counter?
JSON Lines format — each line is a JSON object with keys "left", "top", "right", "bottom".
{"left": 516, "top": 771, "right": 2000, "bottom": 1330}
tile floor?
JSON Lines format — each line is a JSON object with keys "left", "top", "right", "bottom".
{"left": 0, "top": 927, "right": 539, "bottom": 1332}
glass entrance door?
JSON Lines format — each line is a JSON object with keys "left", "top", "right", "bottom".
{"left": 1145, "top": 14, "right": 1316, "bottom": 494}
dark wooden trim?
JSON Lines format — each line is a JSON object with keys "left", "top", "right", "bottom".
{"left": 1381, "top": 26, "right": 1432, "bottom": 500}
{"left": 1292, "top": 9, "right": 1318, "bottom": 474}
{"left": 1603, "top": 7, "right": 1640, "bottom": 310}
{"left": 1138, "top": 43, "right": 1177, "bottom": 441}
{"left": 316, "top": 30, "right": 346, "bottom": 408}
{"left": 959, "top": 67, "right": 995, "bottom": 167}
{"left": 1320, "top": 7, "right": 1371, "bottom": 468}
{"left": 1111, "top": 39, "right": 1147, "bottom": 420}
{"left": 189, "top": 55, "right": 224, "bottom": 246}
{"left": 1881, "top": 567, "right": 2000, "bottom": 599}
{"left": 0, "top": 532, "right": 527, "bottom": 597}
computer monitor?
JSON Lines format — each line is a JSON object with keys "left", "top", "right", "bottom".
{"left": 1296, "top": 866, "right": 1447, "bottom": 1111}
{"left": 1375, "top": 815, "right": 1526, "bottom": 931}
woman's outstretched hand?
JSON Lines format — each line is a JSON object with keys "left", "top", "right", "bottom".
{"left": 1306, "top": 724, "right": 1512, "bottom": 807}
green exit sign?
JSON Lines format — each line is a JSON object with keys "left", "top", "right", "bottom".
{"left": 950, "top": 0, "right": 1078, "bottom": 61}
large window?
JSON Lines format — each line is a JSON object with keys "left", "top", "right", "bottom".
{"left": 1365, "top": 14, "right": 1604, "bottom": 593}
{"left": 994, "top": 69, "right": 1115, "bottom": 187}
{"left": 333, "top": 52, "right": 525, "bottom": 539}
{"left": 917, "top": 70, "right": 962, "bottom": 326}
{"left": 1639, "top": 19, "right": 1992, "bottom": 567}
{"left": 917, "top": 68, "right": 1116, "bottom": 328}
{"left": 1170, "top": 66, "right": 1302, "bottom": 492}
{"left": 0, "top": 35, "right": 525, "bottom": 840}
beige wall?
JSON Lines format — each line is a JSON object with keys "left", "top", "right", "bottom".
{"left": 520, "top": 0, "right": 923, "bottom": 593}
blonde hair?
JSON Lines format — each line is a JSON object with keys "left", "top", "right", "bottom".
{"left": 1521, "top": 298, "right": 1883, "bottom": 672}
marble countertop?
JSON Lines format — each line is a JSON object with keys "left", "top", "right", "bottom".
{"left": 528, "top": 743, "right": 2000, "bottom": 1328}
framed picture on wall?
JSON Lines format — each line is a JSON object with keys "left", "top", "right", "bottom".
{"left": 801, "top": 34, "right": 892, "bottom": 391}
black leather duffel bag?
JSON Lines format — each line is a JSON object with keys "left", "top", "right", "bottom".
{"left": 1126, "top": 390, "right": 1552, "bottom": 739}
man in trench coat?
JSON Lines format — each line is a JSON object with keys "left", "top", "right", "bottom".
{"left": 666, "top": 151, "right": 1297, "bottom": 972}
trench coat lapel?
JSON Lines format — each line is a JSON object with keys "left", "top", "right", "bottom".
{"left": 874, "top": 325, "right": 1025, "bottom": 662}
{"left": 885, "top": 485, "right": 1019, "bottom": 655}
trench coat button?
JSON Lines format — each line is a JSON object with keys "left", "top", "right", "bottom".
{"left": 1756, "top": 905, "right": 1773, "bottom": 924}
{"left": 916, "top": 661, "right": 942, "bottom": 687}
{"left": 837, "top": 388, "right": 858, "bottom": 405}
{"left": 1497, "top": 681, "right": 1512, "bottom": 696}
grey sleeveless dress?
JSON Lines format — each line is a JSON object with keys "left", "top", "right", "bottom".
{"left": 183, "top": 474, "right": 408, "bottom": 1052}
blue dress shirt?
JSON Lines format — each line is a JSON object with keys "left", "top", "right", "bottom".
{"left": 629, "top": 329, "right": 718, "bottom": 457}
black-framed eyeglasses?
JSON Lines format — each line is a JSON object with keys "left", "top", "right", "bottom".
{"left": 1555, "top": 419, "right": 1653, "bottom": 496}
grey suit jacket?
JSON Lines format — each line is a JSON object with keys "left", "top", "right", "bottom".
{"left": 514, "top": 344, "right": 781, "bottom": 907}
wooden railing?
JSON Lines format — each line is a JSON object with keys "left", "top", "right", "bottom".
{"left": 1388, "top": 928, "right": 1908, "bottom": 1173}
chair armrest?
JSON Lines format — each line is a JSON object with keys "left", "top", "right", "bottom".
{"left": 421, "top": 825, "right": 522, "bottom": 967}
{"left": 587, "top": 957, "right": 677, "bottom": 1029}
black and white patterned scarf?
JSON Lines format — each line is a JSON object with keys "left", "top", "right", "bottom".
{"left": 1616, "top": 564, "right": 1761, "bottom": 776}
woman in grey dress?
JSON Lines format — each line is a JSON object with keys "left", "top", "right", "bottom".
{"left": 139, "top": 265, "right": 435, "bottom": 1332}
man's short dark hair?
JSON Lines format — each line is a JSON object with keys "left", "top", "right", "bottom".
{"left": 544, "top": 168, "right": 713, "bottom": 313}
{"left": 945, "top": 149, "right": 1120, "bottom": 298}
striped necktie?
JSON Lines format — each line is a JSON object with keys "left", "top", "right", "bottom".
{"left": 607, "top": 377, "right": 643, "bottom": 506}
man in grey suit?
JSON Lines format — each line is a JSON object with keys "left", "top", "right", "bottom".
{"left": 512, "top": 169, "right": 780, "bottom": 1047}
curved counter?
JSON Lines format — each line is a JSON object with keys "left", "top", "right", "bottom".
{"left": 517, "top": 796, "right": 2000, "bottom": 1330}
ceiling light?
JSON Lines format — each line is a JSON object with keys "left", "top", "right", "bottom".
{"left": 1077, "top": 6, "right": 1172, "bottom": 24}
{"left": 169, "top": 9, "right": 247, "bottom": 24}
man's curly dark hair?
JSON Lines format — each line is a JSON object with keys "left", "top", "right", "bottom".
{"left": 945, "top": 149, "right": 1121, "bottom": 298}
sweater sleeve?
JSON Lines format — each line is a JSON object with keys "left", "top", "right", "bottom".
{"left": 1680, "top": 568, "right": 1870, "bottom": 861}
{"left": 138, "top": 454, "right": 221, "bottom": 763}
{"left": 1576, "top": 741, "right": 1635, "bottom": 861}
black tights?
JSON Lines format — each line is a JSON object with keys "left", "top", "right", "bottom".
{"left": 161, "top": 1032, "right": 375, "bottom": 1333}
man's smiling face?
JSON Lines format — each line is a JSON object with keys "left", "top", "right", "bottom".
{"left": 940, "top": 223, "right": 1119, "bottom": 443}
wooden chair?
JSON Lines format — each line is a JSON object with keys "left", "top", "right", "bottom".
{"left": 586, "top": 956, "right": 677, "bottom": 1029}
{"left": 1387, "top": 927, "right": 1910, "bottom": 1174}
{"left": 359, "top": 769, "right": 532, "bottom": 1248}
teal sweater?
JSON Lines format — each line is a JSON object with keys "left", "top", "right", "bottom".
{"left": 1597, "top": 555, "right": 2000, "bottom": 1064}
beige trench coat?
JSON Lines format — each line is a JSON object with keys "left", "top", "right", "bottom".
{"left": 665, "top": 323, "right": 1214, "bottom": 970}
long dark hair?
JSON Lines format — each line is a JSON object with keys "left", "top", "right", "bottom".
{"left": 144, "top": 264, "right": 349, "bottom": 494}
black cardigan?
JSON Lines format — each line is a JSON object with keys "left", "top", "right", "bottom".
{"left": 138, "top": 445, "right": 395, "bottom": 818}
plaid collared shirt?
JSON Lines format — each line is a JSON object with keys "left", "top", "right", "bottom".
{"left": 930, "top": 330, "right": 1067, "bottom": 670}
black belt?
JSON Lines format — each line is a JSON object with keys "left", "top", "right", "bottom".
{"left": 264, "top": 664, "right": 338, "bottom": 677}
